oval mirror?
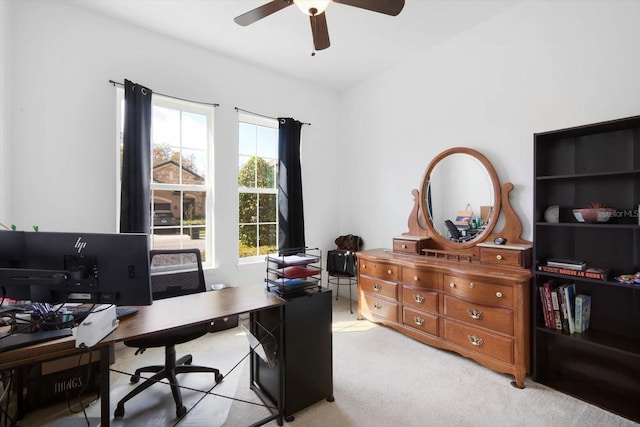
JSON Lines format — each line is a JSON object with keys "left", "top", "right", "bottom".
{"left": 419, "top": 147, "right": 501, "bottom": 248}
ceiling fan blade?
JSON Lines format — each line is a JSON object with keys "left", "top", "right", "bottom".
{"left": 234, "top": 0, "right": 292, "bottom": 26}
{"left": 333, "top": 0, "right": 405, "bottom": 16}
{"left": 310, "top": 12, "right": 330, "bottom": 51}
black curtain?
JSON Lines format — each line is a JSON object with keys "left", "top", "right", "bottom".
{"left": 278, "top": 118, "right": 305, "bottom": 251}
{"left": 120, "top": 79, "right": 152, "bottom": 234}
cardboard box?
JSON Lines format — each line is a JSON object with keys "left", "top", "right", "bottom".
{"left": 25, "top": 350, "right": 102, "bottom": 410}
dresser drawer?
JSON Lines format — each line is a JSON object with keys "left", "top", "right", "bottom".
{"left": 401, "top": 267, "right": 440, "bottom": 290}
{"left": 393, "top": 237, "right": 428, "bottom": 254}
{"left": 359, "top": 259, "right": 399, "bottom": 281}
{"left": 402, "top": 285, "right": 438, "bottom": 313}
{"left": 360, "top": 293, "right": 398, "bottom": 322}
{"left": 479, "top": 247, "right": 524, "bottom": 268}
{"left": 442, "top": 319, "right": 514, "bottom": 364}
{"left": 444, "top": 275, "right": 513, "bottom": 309}
{"left": 477, "top": 243, "right": 532, "bottom": 269}
{"left": 359, "top": 275, "right": 397, "bottom": 300}
{"left": 403, "top": 307, "right": 438, "bottom": 336}
{"left": 443, "top": 295, "right": 513, "bottom": 336}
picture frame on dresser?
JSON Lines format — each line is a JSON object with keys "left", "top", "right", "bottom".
{"left": 358, "top": 147, "right": 533, "bottom": 389}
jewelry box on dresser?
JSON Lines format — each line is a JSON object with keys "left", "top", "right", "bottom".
{"left": 357, "top": 147, "right": 532, "bottom": 388}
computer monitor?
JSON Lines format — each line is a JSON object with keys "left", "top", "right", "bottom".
{"left": 0, "top": 230, "right": 26, "bottom": 269}
{"left": 0, "top": 230, "right": 152, "bottom": 306}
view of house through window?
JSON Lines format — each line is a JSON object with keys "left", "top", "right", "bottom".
{"left": 116, "top": 89, "right": 214, "bottom": 265}
{"left": 238, "top": 112, "right": 278, "bottom": 259}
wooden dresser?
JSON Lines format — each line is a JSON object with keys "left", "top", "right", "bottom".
{"left": 358, "top": 147, "right": 533, "bottom": 388}
{"left": 357, "top": 247, "right": 531, "bottom": 388}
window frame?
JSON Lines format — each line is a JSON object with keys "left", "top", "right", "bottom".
{"left": 115, "top": 89, "right": 215, "bottom": 267}
{"left": 237, "top": 111, "right": 279, "bottom": 263}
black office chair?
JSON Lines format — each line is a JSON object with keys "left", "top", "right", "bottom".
{"left": 114, "top": 248, "right": 223, "bottom": 420}
{"left": 327, "top": 234, "right": 363, "bottom": 314}
{"left": 444, "top": 220, "right": 475, "bottom": 242}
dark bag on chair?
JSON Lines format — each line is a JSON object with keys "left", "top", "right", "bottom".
{"left": 327, "top": 250, "right": 356, "bottom": 276}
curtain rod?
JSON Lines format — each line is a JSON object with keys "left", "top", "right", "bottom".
{"left": 235, "top": 107, "right": 311, "bottom": 126}
{"left": 109, "top": 80, "right": 219, "bottom": 107}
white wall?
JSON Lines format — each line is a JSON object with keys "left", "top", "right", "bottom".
{"left": 339, "top": 0, "right": 640, "bottom": 249}
{"left": 5, "top": 0, "right": 640, "bottom": 290}
{"left": 0, "top": 0, "right": 10, "bottom": 228}
{"left": 4, "top": 0, "right": 341, "bottom": 286}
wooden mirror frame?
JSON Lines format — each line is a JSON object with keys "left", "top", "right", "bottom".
{"left": 421, "top": 147, "right": 501, "bottom": 250}
{"left": 404, "top": 147, "right": 529, "bottom": 257}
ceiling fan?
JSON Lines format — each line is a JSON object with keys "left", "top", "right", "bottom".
{"left": 234, "top": 0, "right": 405, "bottom": 52}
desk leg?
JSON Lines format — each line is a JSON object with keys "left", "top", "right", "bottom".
{"left": 99, "top": 345, "right": 111, "bottom": 427}
{"left": 248, "top": 306, "right": 284, "bottom": 426}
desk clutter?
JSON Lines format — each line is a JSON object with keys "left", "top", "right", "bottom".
{"left": 0, "top": 302, "right": 140, "bottom": 353}
{"left": 265, "top": 247, "right": 322, "bottom": 297}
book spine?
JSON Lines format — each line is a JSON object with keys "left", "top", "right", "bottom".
{"left": 574, "top": 295, "right": 583, "bottom": 333}
{"left": 550, "top": 288, "right": 562, "bottom": 331}
{"left": 564, "top": 283, "right": 576, "bottom": 334}
{"left": 537, "top": 265, "right": 607, "bottom": 280}
{"left": 558, "top": 285, "right": 570, "bottom": 334}
{"left": 583, "top": 296, "right": 592, "bottom": 332}
{"left": 538, "top": 287, "right": 550, "bottom": 328}
{"left": 575, "top": 294, "right": 592, "bottom": 333}
{"left": 542, "top": 283, "right": 556, "bottom": 330}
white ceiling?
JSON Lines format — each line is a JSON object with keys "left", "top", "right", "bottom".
{"left": 69, "top": 0, "right": 518, "bottom": 92}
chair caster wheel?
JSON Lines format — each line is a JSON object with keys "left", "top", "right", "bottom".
{"left": 176, "top": 405, "right": 187, "bottom": 418}
{"left": 130, "top": 374, "right": 140, "bottom": 384}
{"left": 215, "top": 373, "right": 224, "bottom": 383}
{"left": 285, "top": 415, "right": 295, "bottom": 422}
{"left": 185, "top": 355, "right": 193, "bottom": 365}
{"left": 114, "top": 405, "right": 125, "bottom": 419}
{"left": 327, "top": 395, "right": 335, "bottom": 402}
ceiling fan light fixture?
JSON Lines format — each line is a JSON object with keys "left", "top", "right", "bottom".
{"left": 293, "top": 0, "right": 330, "bottom": 16}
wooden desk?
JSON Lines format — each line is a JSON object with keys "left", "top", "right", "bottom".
{"left": 0, "top": 285, "right": 285, "bottom": 426}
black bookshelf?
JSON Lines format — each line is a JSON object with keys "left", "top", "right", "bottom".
{"left": 533, "top": 115, "right": 640, "bottom": 423}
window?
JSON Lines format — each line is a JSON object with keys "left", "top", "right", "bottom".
{"left": 116, "top": 89, "right": 214, "bottom": 265}
{"left": 238, "top": 112, "right": 278, "bottom": 259}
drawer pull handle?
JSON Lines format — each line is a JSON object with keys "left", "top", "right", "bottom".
{"left": 362, "top": 265, "right": 367, "bottom": 269}
{"left": 414, "top": 294, "right": 425, "bottom": 303}
{"left": 373, "top": 303, "right": 382, "bottom": 310}
{"left": 413, "top": 276, "right": 419, "bottom": 281}
{"left": 413, "top": 316, "right": 425, "bottom": 326}
{"left": 468, "top": 309, "right": 484, "bottom": 319}
{"left": 402, "top": 244, "right": 407, "bottom": 249}
{"left": 496, "top": 255, "right": 503, "bottom": 260}
{"left": 496, "top": 291, "right": 503, "bottom": 298}
{"left": 373, "top": 283, "right": 382, "bottom": 291}
{"left": 387, "top": 269, "right": 392, "bottom": 274}
{"left": 469, "top": 282, "right": 475, "bottom": 289}
{"left": 468, "top": 335, "right": 484, "bottom": 346}
{"left": 449, "top": 282, "right": 456, "bottom": 288}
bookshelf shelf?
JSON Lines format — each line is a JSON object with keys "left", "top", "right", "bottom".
{"left": 535, "top": 326, "right": 640, "bottom": 356}
{"left": 533, "top": 115, "right": 640, "bottom": 423}
{"left": 535, "top": 222, "right": 640, "bottom": 229}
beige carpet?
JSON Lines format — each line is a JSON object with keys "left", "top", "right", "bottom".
{"left": 13, "top": 295, "right": 639, "bottom": 426}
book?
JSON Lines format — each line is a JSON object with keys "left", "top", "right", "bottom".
{"left": 546, "top": 258, "right": 587, "bottom": 270}
{"left": 562, "top": 283, "right": 576, "bottom": 334}
{"left": 542, "top": 282, "right": 557, "bottom": 330}
{"left": 574, "top": 294, "right": 592, "bottom": 333}
{"left": 549, "top": 285, "right": 563, "bottom": 331}
{"left": 557, "top": 284, "right": 569, "bottom": 334}
{"left": 539, "top": 286, "right": 551, "bottom": 328}
{"left": 537, "top": 265, "right": 608, "bottom": 281}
